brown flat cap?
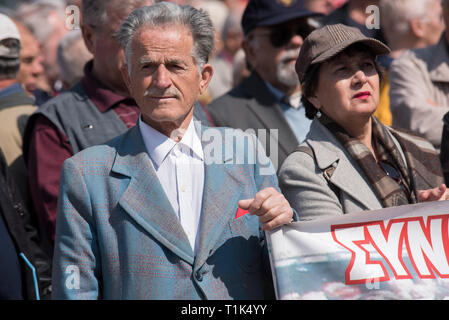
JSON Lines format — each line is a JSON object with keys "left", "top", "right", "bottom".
{"left": 296, "top": 23, "right": 390, "bottom": 83}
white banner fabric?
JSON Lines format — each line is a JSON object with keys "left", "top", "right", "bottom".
{"left": 267, "top": 200, "right": 449, "bottom": 300}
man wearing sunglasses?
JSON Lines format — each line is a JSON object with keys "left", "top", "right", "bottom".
{"left": 207, "top": 0, "right": 322, "bottom": 171}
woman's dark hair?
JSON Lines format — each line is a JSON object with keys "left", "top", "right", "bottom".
{"left": 301, "top": 43, "right": 385, "bottom": 120}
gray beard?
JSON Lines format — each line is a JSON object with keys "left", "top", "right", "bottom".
{"left": 276, "top": 48, "right": 300, "bottom": 88}
{"left": 277, "top": 64, "right": 299, "bottom": 87}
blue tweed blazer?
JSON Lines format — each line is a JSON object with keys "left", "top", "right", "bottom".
{"left": 52, "top": 122, "right": 278, "bottom": 299}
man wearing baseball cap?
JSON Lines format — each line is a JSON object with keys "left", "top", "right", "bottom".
{"left": 208, "top": 0, "right": 322, "bottom": 170}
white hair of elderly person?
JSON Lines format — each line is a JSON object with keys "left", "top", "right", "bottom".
{"left": 57, "top": 30, "right": 93, "bottom": 90}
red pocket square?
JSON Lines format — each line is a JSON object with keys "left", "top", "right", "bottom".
{"left": 235, "top": 208, "right": 249, "bottom": 219}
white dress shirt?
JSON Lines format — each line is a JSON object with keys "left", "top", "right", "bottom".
{"left": 139, "top": 117, "right": 204, "bottom": 254}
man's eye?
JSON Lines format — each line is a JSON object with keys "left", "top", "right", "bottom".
{"left": 363, "top": 62, "right": 374, "bottom": 69}
{"left": 21, "top": 57, "right": 34, "bottom": 64}
{"left": 169, "top": 64, "right": 184, "bottom": 71}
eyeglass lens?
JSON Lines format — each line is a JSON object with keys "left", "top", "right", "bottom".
{"left": 270, "top": 24, "right": 312, "bottom": 47}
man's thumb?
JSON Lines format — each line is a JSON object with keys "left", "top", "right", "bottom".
{"left": 238, "top": 199, "right": 253, "bottom": 210}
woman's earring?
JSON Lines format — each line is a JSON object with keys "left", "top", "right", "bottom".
{"left": 316, "top": 110, "right": 322, "bottom": 118}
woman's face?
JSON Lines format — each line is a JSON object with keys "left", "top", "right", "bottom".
{"left": 308, "top": 49, "right": 380, "bottom": 129}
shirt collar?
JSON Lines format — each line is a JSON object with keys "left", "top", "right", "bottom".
{"left": 264, "top": 81, "right": 301, "bottom": 109}
{"left": 81, "top": 60, "right": 133, "bottom": 112}
{"left": 264, "top": 81, "right": 284, "bottom": 101}
{"left": 139, "top": 116, "right": 204, "bottom": 169}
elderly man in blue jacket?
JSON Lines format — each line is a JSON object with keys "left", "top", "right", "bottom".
{"left": 52, "top": 2, "right": 294, "bottom": 300}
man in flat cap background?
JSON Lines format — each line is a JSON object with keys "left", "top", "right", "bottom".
{"left": 207, "top": 0, "right": 322, "bottom": 171}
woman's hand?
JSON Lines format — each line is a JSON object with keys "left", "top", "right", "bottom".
{"left": 417, "top": 184, "right": 449, "bottom": 202}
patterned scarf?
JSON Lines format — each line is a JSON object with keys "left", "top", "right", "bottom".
{"left": 320, "top": 115, "right": 444, "bottom": 208}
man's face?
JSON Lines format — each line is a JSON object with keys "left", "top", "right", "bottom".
{"left": 83, "top": 2, "right": 152, "bottom": 95}
{"left": 15, "top": 23, "right": 46, "bottom": 93}
{"left": 83, "top": 9, "right": 128, "bottom": 93}
{"left": 41, "top": 11, "right": 68, "bottom": 85}
{"left": 304, "top": 0, "right": 335, "bottom": 15}
{"left": 421, "top": 0, "right": 445, "bottom": 46}
{"left": 122, "top": 24, "right": 213, "bottom": 135}
{"left": 244, "top": 18, "right": 313, "bottom": 93}
{"left": 223, "top": 27, "right": 243, "bottom": 55}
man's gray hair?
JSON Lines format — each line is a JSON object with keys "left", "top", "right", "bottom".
{"left": 114, "top": 2, "right": 215, "bottom": 70}
{"left": 17, "top": 0, "right": 65, "bottom": 44}
{"left": 82, "top": 0, "right": 154, "bottom": 29}
{"left": 380, "top": 0, "right": 440, "bottom": 40}
{"left": 58, "top": 30, "right": 92, "bottom": 87}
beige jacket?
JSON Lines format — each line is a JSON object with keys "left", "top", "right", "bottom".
{"left": 278, "top": 119, "right": 442, "bottom": 221}
{"left": 0, "top": 104, "right": 36, "bottom": 166}
{"left": 389, "top": 35, "right": 449, "bottom": 149}
{"left": 0, "top": 96, "right": 37, "bottom": 203}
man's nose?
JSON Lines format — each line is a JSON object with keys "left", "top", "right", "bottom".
{"left": 288, "top": 33, "right": 304, "bottom": 48}
{"left": 32, "top": 57, "right": 45, "bottom": 76}
{"left": 153, "top": 65, "right": 171, "bottom": 88}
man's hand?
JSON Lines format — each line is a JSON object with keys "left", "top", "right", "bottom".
{"left": 238, "top": 187, "right": 293, "bottom": 231}
{"left": 417, "top": 184, "right": 449, "bottom": 202}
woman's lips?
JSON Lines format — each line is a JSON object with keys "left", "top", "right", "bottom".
{"left": 353, "top": 91, "right": 371, "bottom": 99}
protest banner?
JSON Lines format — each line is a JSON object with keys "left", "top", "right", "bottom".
{"left": 267, "top": 200, "right": 449, "bottom": 300}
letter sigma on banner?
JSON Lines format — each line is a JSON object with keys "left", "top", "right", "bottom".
{"left": 267, "top": 200, "right": 449, "bottom": 299}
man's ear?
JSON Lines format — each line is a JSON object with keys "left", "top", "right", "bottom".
{"left": 81, "top": 24, "right": 95, "bottom": 54}
{"left": 120, "top": 64, "right": 132, "bottom": 94}
{"left": 242, "top": 39, "right": 256, "bottom": 70}
{"left": 409, "top": 18, "right": 425, "bottom": 38}
{"left": 199, "top": 63, "right": 213, "bottom": 95}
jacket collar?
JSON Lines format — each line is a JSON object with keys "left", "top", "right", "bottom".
{"left": 428, "top": 35, "right": 449, "bottom": 83}
{"left": 110, "top": 123, "right": 244, "bottom": 268}
{"left": 306, "top": 119, "right": 383, "bottom": 211}
{"left": 241, "top": 72, "right": 299, "bottom": 155}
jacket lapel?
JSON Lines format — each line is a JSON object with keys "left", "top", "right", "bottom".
{"left": 194, "top": 124, "right": 245, "bottom": 269}
{"left": 243, "top": 72, "right": 299, "bottom": 157}
{"left": 111, "top": 126, "right": 194, "bottom": 265}
{"left": 307, "top": 120, "right": 382, "bottom": 211}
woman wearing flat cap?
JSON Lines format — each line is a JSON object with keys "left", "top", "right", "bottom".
{"left": 279, "top": 24, "right": 449, "bottom": 220}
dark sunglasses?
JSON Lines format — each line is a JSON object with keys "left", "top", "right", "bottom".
{"left": 255, "top": 24, "right": 313, "bottom": 48}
